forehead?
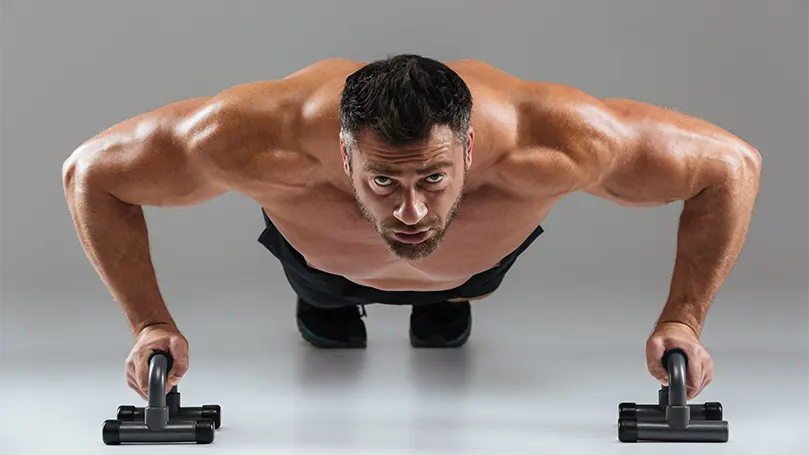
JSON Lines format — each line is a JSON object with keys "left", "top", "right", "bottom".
{"left": 362, "top": 158, "right": 455, "bottom": 176}
{"left": 353, "top": 128, "right": 461, "bottom": 174}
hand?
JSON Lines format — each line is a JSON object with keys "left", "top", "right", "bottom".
{"left": 646, "top": 321, "right": 714, "bottom": 400}
{"left": 125, "top": 323, "right": 189, "bottom": 400}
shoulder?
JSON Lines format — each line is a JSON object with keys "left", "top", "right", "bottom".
{"left": 174, "top": 60, "right": 355, "bottom": 183}
{"left": 180, "top": 57, "right": 359, "bottom": 146}
{"left": 439, "top": 62, "right": 627, "bottom": 195}
{"left": 494, "top": 80, "right": 633, "bottom": 196}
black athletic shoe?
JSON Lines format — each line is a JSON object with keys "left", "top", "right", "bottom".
{"left": 409, "top": 300, "right": 472, "bottom": 348}
{"left": 296, "top": 298, "right": 367, "bottom": 349}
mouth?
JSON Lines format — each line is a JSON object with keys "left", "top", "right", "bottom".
{"left": 392, "top": 229, "right": 431, "bottom": 244}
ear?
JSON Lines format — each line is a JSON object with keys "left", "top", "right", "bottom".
{"left": 340, "top": 139, "right": 351, "bottom": 176}
{"left": 465, "top": 129, "right": 474, "bottom": 167}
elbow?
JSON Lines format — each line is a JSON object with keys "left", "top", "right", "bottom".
{"left": 720, "top": 144, "right": 762, "bottom": 184}
{"left": 61, "top": 150, "right": 81, "bottom": 197}
{"left": 61, "top": 149, "right": 90, "bottom": 195}
{"left": 739, "top": 145, "right": 762, "bottom": 177}
{"left": 62, "top": 153, "right": 79, "bottom": 193}
{"left": 61, "top": 153, "right": 86, "bottom": 212}
{"left": 716, "top": 145, "right": 762, "bottom": 198}
{"left": 738, "top": 146, "right": 762, "bottom": 191}
{"left": 62, "top": 144, "right": 102, "bottom": 197}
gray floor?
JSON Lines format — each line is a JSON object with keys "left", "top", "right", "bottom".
{"left": 2, "top": 284, "right": 807, "bottom": 454}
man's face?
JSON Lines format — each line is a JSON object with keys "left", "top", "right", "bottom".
{"left": 342, "top": 126, "right": 473, "bottom": 261}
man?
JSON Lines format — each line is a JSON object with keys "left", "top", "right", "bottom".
{"left": 62, "top": 55, "right": 761, "bottom": 402}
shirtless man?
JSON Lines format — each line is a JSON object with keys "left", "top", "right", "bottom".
{"left": 62, "top": 55, "right": 761, "bottom": 402}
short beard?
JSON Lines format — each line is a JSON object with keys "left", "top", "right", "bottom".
{"left": 349, "top": 159, "right": 467, "bottom": 261}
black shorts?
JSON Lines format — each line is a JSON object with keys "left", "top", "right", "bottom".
{"left": 257, "top": 208, "right": 543, "bottom": 308}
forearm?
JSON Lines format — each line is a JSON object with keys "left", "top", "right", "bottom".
{"left": 64, "top": 172, "right": 176, "bottom": 336}
{"left": 657, "top": 160, "right": 761, "bottom": 337}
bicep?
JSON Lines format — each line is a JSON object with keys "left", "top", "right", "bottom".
{"left": 581, "top": 98, "right": 759, "bottom": 206}
{"left": 63, "top": 99, "right": 229, "bottom": 207}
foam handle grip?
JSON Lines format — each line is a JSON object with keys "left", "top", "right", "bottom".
{"left": 149, "top": 350, "right": 174, "bottom": 373}
{"left": 662, "top": 349, "right": 687, "bottom": 372}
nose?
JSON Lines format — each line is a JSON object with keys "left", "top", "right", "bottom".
{"left": 393, "top": 190, "right": 428, "bottom": 226}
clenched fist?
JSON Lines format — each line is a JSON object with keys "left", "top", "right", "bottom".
{"left": 646, "top": 321, "right": 714, "bottom": 400}
{"left": 125, "top": 323, "right": 189, "bottom": 400}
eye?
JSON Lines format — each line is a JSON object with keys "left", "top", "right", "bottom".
{"left": 373, "top": 176, "right": 393, "bottom": 186}
{"left": 425, "top": 174, "right": 444, "bottom": 184}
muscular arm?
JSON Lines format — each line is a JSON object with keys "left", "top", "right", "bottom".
{"left": 593, "top": 99, "right": 761, "bottom": 337}
{"left": 62, "top": 97, "right": 231, "bottom": 336}
{"left": 530, "top": 87, "right": 762, "bottom": 337}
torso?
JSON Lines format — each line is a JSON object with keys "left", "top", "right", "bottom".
{"left": 213, "top": 59, "right": 577, "bottom": 292}
{"left": 260, "top": 182, "right": 555, "bottom": 291}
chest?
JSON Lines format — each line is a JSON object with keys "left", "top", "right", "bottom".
{"left": 259, "top": 183, "right": 551, "bottom": 291}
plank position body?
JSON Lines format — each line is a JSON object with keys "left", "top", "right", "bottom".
{"left": 62, "top": 55, "right": 762, "bottom": 400}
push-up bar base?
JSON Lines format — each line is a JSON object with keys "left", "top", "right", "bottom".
{"left": 617, "top": 349, "right": 729, "bottom": 443}
{"left": 102, "top": 350, "right": 221, "bottom": 445}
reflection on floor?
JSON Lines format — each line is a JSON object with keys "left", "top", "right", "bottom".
{"left": 1, "top": 290, "right": 807, "bottom": 454}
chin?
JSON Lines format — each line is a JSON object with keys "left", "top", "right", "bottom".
{"left": 391, "top": 250, "right": 433, "bottom": 262}
{"left": 390, "top": 248, "right": 435, "bottom": 261}
{"left": 383, "top": 236, "right": 441, "bottom": 261}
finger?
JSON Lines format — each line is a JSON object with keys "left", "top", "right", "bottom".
{"left": 127, "top": 377, "right": 147, "bottom": 400}
{"left": 705, "top": 359, "right": 714, "bottom": 389}
{"left": 125, "top": 367, "right": 138, "bottom": 397}
{"left": 125, "top": 360, "right": 144, "bottom": 400}
{"left": 686, "top": 348, "right": 702, "bottom": 400}
{"left": 648, "top": 364, "right": 669, "bottom": 385}
{"left": 167, "top": 337, "right": 189, "bottom": 388}
{"left": 698, "top": 357, "right": 714, "bottom": 396}
{"left": 136, "top": 349, "right": 151, "bottom": 400}
{"left": 646, "top": 337, "right": 669, "bottom": 385}
{"left": 126, "top": 370, "right": 146, "bottom": 400}
{"left": 686, "top": 372, "right": 696, "bottom": 399}
{"left": 653, "top": 367, "right": 669, "bottom": 386}
{"left": 125, "top": 360, "right": 133, "bottom": 385}
{"left": 694, "top": 363, "right": 707, "bottom": 399}
{"left": 687, "top": 368, "right": 701, "bottom": 400}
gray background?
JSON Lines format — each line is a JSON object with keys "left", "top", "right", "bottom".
{"left": 1, "top": 1, "right": 807, "bottom": 454}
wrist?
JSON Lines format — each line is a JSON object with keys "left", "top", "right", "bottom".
{"left": 657, "top": 299, "right": 707, "bottom": 337}
{"left": 654, "top": 319, "right": 701, "bottom": 339}
{"left": 132, "top": 320, "right": 177, "bottom": 338}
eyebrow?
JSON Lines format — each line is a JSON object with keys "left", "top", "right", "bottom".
{"left": 362, "top": 160, "right": 454, "bottom": 176}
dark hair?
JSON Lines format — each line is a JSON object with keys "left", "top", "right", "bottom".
{"left": 339, "top": 54, "right": 473, "bottom": 150}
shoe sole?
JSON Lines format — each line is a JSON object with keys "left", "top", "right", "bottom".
{"left": 409, "top": 320, "right": 471, "bottom": 348}
{"left": 296, "top": 317, "right": 367, "bottom": 349}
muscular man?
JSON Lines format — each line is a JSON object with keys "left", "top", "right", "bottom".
{"left": 62, "top": 55, "right": 761, "bottom": 401}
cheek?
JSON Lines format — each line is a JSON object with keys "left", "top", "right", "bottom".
{"left": 424, "top": 192, "right": 453, "bottom": 217}
{"left": 356, "top": 187, "right": 386, "bottom": 212}
{"left": 438, "top": 195, "right": 458, "bottom": 213}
